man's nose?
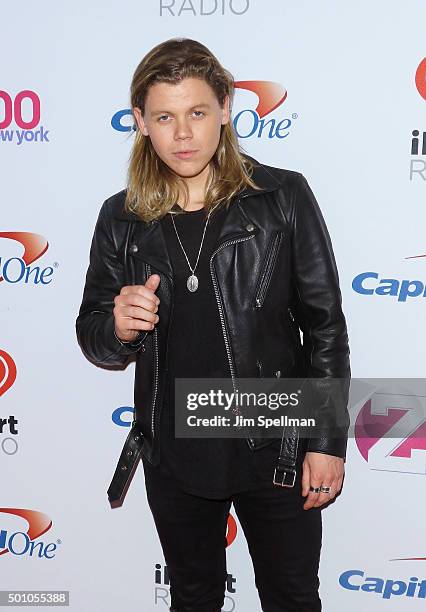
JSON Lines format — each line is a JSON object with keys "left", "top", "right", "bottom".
{"left": 174, "top": 118, "right": 192, "bottom": 140}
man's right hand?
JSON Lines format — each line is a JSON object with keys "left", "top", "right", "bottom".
{"left": 113, "top": 274, "right": 161, "bottom": 342}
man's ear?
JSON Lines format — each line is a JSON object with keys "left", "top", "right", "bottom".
{"left": 221, "top": 95, "right": 230, "bottom": 125}
{"left": 133, "top": 107, "right": 149, "bottom": 136}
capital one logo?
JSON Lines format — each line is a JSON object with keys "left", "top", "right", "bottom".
{"left": 0, "top": 508, "right": 60, "bottom": 559}
{"left": 355, "top": 392, "right": 426, "bottom": 475}
{"left": 415, "top": 58, "right": 426, "bottom": 101}
{"left": 112, "top": 80, "right": 296, "bottom": 140}
{"left": 352, "top": 251, "right": 426, "bottom": 302}
{"left": 232, "top": 80, "right": 292, "bottom": 139}
{"left": 0, "top": 232, "right": 57, "bottom": 285}
{"left": 0, "top": 349, "right": 16, "bottom": 397}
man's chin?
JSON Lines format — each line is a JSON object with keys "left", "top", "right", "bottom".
{"left": 167, "top": 158, "right": 210, "bottom": 179}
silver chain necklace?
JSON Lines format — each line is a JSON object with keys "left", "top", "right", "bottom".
{"left": 169, "top": 207, "right": 212, "bottom": 292}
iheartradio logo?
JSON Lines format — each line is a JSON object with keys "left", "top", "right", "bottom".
{"left": 0, "top": 349, "right": 16, "bottom": 398}
{"left": 416, "top": 58, "right": 426, "bottom": 101}
{"left": 226, "top": 513, "right": 237, "bottom": 547}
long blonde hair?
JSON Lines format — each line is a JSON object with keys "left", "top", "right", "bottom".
{"left": 125, "top": 37, "right": 262, "bottom": 222}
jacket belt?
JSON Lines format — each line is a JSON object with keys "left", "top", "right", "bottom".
{"left": 108, "top": 425, "right": 300, "bottom": 504}
{"left": 272, "top": 426, "right": 299, "bottom": 488}
{"left": 107, "top": 424, "right": 144, "bottom": 504}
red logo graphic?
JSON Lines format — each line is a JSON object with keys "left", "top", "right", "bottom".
{"left": 415, "top": 58, "right": 426, "bottom": 100}
{"left": 0, "top": 350, "right": 16, "bottom": 397}
{"left": 234, "top": 81, "right": 287, "bottom": 118}
{"left": 0, "top": 508, "right": 52, "bottom": 556}
{"left": 391, "top": 554, "right": 426, "bottom": 561}
{"left": 226, "top": 513, "right": 237, "bottom": 547}
{"left": 0, "top": 232, "right": 48, "bottom": 282}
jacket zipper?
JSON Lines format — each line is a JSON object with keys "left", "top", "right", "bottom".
{"left": 146, "top": 263, "right": 159, "bottom": 439}
{"left": 146, "top": 195, "right": 263, "bottom": 443}
{"left": 287, "top": 306, "right": 299, "bottom": 342}
{"left": 210, "top": 231, "right": 256, "bottom": 434}
{"left": 254, "top": 232, "right": 283, "bottom": 309}
{"left": 126, "top": 222, "right": 142, "bottom": 432}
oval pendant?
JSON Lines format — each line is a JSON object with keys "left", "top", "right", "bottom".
{"left": 187, "top": 274, "right": 198, "bottom": 292}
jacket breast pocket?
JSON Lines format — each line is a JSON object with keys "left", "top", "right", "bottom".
{"left": 253, "top": 231, "right": 284, "bottom": 309}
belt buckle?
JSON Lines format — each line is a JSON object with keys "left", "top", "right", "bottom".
{"left": 273, "top": 466, "right": 296, "bottom": 488}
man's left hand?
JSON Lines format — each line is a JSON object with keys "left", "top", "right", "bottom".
{"left": 301, "top": 452, "right": 344, "bottom": 510}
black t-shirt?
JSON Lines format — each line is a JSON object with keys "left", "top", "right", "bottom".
{"left": 142, "top": 202, "right": 283, "bottom": 498}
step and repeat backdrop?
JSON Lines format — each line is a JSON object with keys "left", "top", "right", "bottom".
{"left": 1, "top": 1, "right": 426, "bottom": 610}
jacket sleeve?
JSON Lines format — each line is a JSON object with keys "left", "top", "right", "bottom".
{"left": 75, "top": 200, "right": 147, "bottom": 367}
{"left": 291, "top": 173, "right": 351, "bottom": 459}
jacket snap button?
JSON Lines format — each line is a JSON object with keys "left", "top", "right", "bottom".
{"left": 127, "top": 450, "right": 133, "bottom": 457}
{"left": 134, "top": 436, "right": 140, "bottom": 442}
{"left": 129, "top": 243, "right": 138, "bottom": 254}
{"left": 245, "top": 223, "right": 255, "bottom": 232}
{"left": 120, "top": 464, "right": 128, "bottom": 471}
{"left": 140, "top": 344, "right": 146, "bottom": 352}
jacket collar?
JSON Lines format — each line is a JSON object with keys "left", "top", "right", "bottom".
{"left": 118, "top": 155, "right": 282, "bottom": 279}
{"left": 112, "top": 154, "right": 281, "bottom": 223}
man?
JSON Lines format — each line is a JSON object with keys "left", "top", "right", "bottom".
{"left": 76, "top": 37, "right": 350, "bottom": 612}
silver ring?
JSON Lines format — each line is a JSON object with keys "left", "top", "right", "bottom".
{"left": 309, "top": 485, "right": 332, "bottom": 494}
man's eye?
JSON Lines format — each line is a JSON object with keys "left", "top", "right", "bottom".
{"left": 157, "top": 111, "right": 204, "bottom": 122}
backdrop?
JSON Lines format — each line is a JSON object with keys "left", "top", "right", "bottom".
{"left": 1, "top": 1, "right": 426, "bottom": 610}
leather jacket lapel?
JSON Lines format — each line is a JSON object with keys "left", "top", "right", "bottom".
{"left": 127, "top": 195, "right": 262, "bottom": 279}
{"left": 130, "top": 220, "right": 173, "bottom": 280}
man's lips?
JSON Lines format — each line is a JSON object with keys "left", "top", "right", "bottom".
{"left": 173, "top": 150, "right": 198, "bottom": 159}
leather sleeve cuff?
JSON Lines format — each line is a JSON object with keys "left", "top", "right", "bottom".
{"left": 113, "top": 327, "right": 148, "bottom": 353}
{"left": 306, "top": 434, "right": 348, "bottom": 459}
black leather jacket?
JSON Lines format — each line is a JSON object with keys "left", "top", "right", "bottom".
{"left": 76, "top": 155, "right": 351, "bottom": 503}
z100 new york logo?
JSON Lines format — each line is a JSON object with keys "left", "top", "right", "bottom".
{"left": 0, "top": 90, "right": 49, "bottom": 145}
{"left": 354, "top": 386, "right": 426, "bottom": 475}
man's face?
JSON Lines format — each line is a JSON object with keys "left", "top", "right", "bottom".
{"left": 133, "top": 77, "right": 230, "bottom": 179}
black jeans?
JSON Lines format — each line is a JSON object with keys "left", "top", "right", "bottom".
{"left": 142, "top": 452, "right": 322, "bottom": 612}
